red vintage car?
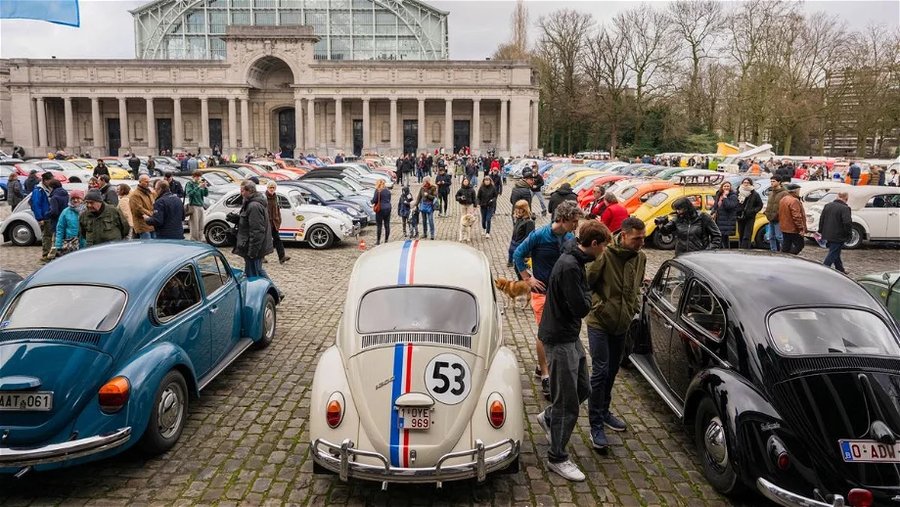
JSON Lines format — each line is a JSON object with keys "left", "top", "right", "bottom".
{"left": 577, "top": 174, "right": 631, "bottom": 208}
{"left": 12, "top": 162, "right": 69, "bottom": 184}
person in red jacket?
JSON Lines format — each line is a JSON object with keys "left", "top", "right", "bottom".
{"left": 599, "top": 193, "right": 628, "bottom": 233}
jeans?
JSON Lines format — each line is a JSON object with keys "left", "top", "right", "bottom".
{"left": 768, "top": 222, "right": 783, "bottom": 252}
{"left": 270, "top": 223, "right": 285, "bottom": 260}
{"left": 587, "top": 327, "right": 625, "bottom": 436}
{"left": 532, "top": 190, "right": 547, "bottom": 213}
{"left": 416, "top": 169, "right": 423, "bottom": 183}
{"left": 375, "top": 209, "right": 391, "bottom": 243}
{"left": 781, "top": 232, "right": 805, "bottom": 254}
{"left": 244, "top": 257, "right": 263, "bottom": 277}
{"left": 508, "top": 239, "right": 522, "bottom": 264}
{"left": 438, "top": 192, "right": 450, "bottom": 214}
{"left": 851, "top": 178, "right": 859, "bottom": 186}
{"left": 823, "top": 241, "right": 845, "bottom": 272}
{"left": 544, "top": 339, "right": 590, "bottom": 463}
{"left": 421, "top": 210, "right": 435, "bottom": 238}
{"left": 480, "top": 205, "right": 495, "bottom": 233}
{"left": 737, "top": 217, "right": 755, "bottom": 249}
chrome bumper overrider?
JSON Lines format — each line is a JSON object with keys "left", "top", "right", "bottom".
{"left": 0, "top": 427, "right": 132, "bottom": 468}
{"left": 311, "top": 438, "right": 519, "bottom": 487}
{"left": 757, "top": 478, "right": 846, "bottom": 507}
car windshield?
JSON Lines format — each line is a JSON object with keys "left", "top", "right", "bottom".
{"left": 2, "top": 285, "right": 127, "bottom": 332}
{"left": 308, "top": 184, "right": 340, "bottom": 201}
{"left": 768, "top": 308, "right": 899, "bottom": 356}
{"left": 313, "top": 181, "right": 348, "bottom": 197}
{"left": 646, "top": 191, "right": 670, "bottom": 208}
{"left": 817, "top": 192, "right": 839, "bottom": 205}
{"left": 358, "top": 287, "right": 478, "bottom": 334}
{"left": 53, "top": 161, "right": 81, "bottom": 172}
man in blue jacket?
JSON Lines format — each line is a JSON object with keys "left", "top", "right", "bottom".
{"left": 144, "top": 179, "right": 185, "bottom": 240}
{"left": 30, "top": 172, "right": 53, "bottom": 262}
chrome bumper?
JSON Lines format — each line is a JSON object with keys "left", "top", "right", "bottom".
{"left": 757, "top": 478, "right": 846, "bottom": 507}
{"left": 311, "top": 437, "right": 519, "bottom": 487}
{"left": 0, "top": 427, "right": 132, "bottom": 468}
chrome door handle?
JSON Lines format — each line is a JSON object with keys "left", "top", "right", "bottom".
{"left": 662, "top": 322, "right": 672, "bottom": 330}
{"left": 209, "top": 306, "right": 218, "bottom": 314}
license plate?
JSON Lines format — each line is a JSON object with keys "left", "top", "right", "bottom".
{"left": 0, "top": 391, "right": 53, "bottom": 412}
{"left": 840, "top": 439, "right": 900, "bottom": 463}
{"left": 397, "top": 407, "right": 431, "bottom": 430}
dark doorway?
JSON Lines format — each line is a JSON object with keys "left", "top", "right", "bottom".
{"left": 453, "top": 120, "right": 470, "bottom": 154}
{"left": 352, "top": 119, "right": 363, "bottom": 157}
{"left": 209, "top": 118, "right": 223, "bottom": 154}
{"left": 107, "top": 119, "right": 121, "bottom": 156}
{"left": 156, "top": 118, "right": 172, "bottom": 154}
{"left": 403, "top": 120, "right": 418, "bottom": 156}
{"left": 277, "top": 109, "right": 295, "bottom": 158}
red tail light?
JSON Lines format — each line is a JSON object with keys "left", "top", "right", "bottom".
{"left": 776, "top": 452, "right": 790, "bottom": 471}
{"left": 326, "top": 393, "right": 344, "bottom": 428}
{"left": 848, "top": 488, "right": 873, "bottom": 507}
{"left": 98, "top": 376, "right": 130, "bottom": 413}
{"left": 487, "top": 393, "right": 506, "bottom": 428}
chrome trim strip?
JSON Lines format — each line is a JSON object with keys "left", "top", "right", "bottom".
{"left": 629, "top": 354, "right": 684, "bottom": 418}
{"left": 197, "top": 337, "right": 253, "bottom": 390}
{"left": 0, "top": 427, "right": 132, "bottom": 468}
{"left": 756, "top": 477, "right": 844, "bottom": 507}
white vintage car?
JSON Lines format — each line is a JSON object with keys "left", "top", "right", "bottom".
{"left": 309, "top": 240, "right": 523, "bottom": 486}
{"left": 203, "top": 185, "right": 356, "bottom": 250}
{"left": 806, "top": 186, "right": 900, "bottom": 249}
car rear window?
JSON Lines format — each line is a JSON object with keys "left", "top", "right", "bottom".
{"left": 646, "top": 191, "right": 670, "bottom": 208}
{"left": 768, "top": 308, "right": 899, "bottom": 356}
{"left": 2, "top": 285, "right": 127, "bottom": 332}
{"left": 358, "top": 287, "right": 478, "bottom": 334}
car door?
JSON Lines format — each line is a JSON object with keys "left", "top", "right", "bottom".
{"left": 857, "top": 193, "right": 898, "bottom": 239}
{"left": 154, "top": 265, "right": 211, "bottom": 376}
{"left": 644, "top": 264, "right": 687, "bottom": 387}
{"left": 197, "top": 253, "right": 241, "bottom": 366}
{"left": 667, "top": 279, "right": 727, "bottom": 403}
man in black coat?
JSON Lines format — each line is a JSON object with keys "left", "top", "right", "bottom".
{"left": 818, "top": 191, "right": 851, "bottom": 273}
{"left": 509, "top": 168, "right": 534, "bottom": 208}
{"left": 656, "top": 197, "right": 722, "bottom": 255}
{"left": 232, "top": 181, "right": 274, "bottom": 278}
{"left": 548, "top": 183, "right": 578, "bottom": 219}
{"left": 144, "top": 179, "right": 184, "bottom": 240}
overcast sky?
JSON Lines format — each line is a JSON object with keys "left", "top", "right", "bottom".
{"left": 1, "top": 0, "right": 898, "bottom": 60}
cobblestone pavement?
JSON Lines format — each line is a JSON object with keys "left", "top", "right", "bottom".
{"left": 1, "top": 185, "right": 898, "bottom": 506}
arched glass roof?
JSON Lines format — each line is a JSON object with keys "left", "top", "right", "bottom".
{"left": 132, "top": 0, "right": 449, "bottom": 61}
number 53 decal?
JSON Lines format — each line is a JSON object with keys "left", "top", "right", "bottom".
{"left": 424, "top": 353, "right": 471, "bottom": 405}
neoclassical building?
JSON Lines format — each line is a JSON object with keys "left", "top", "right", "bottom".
{"left": 0, "top": 0, "right": 539, "bottom": 159}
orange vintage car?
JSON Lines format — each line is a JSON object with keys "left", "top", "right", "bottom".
{"left": 612, "top": 179, "right": 675, "bottom": 213}
{"left": 577, "top": 174, "right": 632, "bottom": 208}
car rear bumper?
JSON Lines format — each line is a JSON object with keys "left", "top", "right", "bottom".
{"left": 0, "top": 427, "right": 132, "bottom": 469}
{"left": 757, "top": 477, "right": 846, "bottom": 507}
{"left": 311, "top": 437, "right": 519, "bottom": 486}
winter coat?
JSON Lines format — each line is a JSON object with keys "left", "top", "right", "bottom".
{"left": 24, "top": 175, "right": 39, "bottom": 195}
{"left": 530, "top": 174, "right": 545, "bottom": 193}
{"left": 372, "top": 188, "right": 392, "bottom": 213}
{"left": 868, "top": 166, "right": 883, "bottom": 186}
{"left": 435, "top": 173, "right": 453, "bottom": 195}
{"left": 548, "top": 184, "right": 578, "bottom": 217}
{"left": 818, "top": 199, "right": 852, "bottom": 243}
{"left": 476, "top": 184, "right": 498, "bottom": 208}
{"left": 266, "top": 192, "right": 282, "bottom": 229}
{"left": 168, "top": 179, "right": 185, "bottom": 198}
{"left": 128, "top": 156, "right": 141, "bottom": 175}
{"left": 118, "top": 195, "right": 134, "bottom": 228}
{"left": 848, "top": 164, "right": 861, "bottom": 179}
{"left": 232, "top": 191, "right": 274, "bottom": 260}
{"left": 130, "top": 186, "right": 156, "bottom": 234}
{"left": 658, "top": 211, "right": 722, "bottom": 255}
{"left": 489, "top": 172, "right": 503, "bottom": 195}
{"left": 587, "top": 199, "right": 608, "bottom": 219}
{"left": 47, "top": 186, "right": 69, "bottom": 228}
{"left": 415, "top": 185, "right": 437, "bottom": 211}
{"left": 398, "top": 190, "right": 412, "bottom": 218}
{"left": 512, "top": 216, "right": 535, "bottom": 243}
{"left": 100, "top": 184, "right": 119, "bottom": 206}
{"left": 585, "top": 236, "right": 647, "bottom": 335}
{"left": 537, "top": 243, "right": 594, "bottom": 345}
{"left": 185, "top": 180, "right": 208, "bottom": 207}
{"left": 764, "top": 186, "right": 787, "bottom": 223}
{"left": 600, "top": 203, "right": 629, "bottom": 233}
{"left": 778, "top": 193, "right": 806, "bottom": 234}
{"left": 55, "top": 206, "right": 86, "bottom": 250}
{"left": 145, "top": 190, "right": 184, "bottom": 240}
{"left": 509, "top": 179, "right": 533, "bottom": 207}
{"left": 7, "top": 178, "right": 24, "bottom": 209}
{"left": 92, "top": 164, "right": 110, "bottom": 179}
{"left": 455, "top": 186, "right": 476, "bottom": 206}
{"left": 79, "top": 203, "right": 130, "bottom": 246}
{"left": 737, "top": 189, "right": 763, "bottom": 221}
{"left": 711, "top": 190, "right": 739, "bottom": 238}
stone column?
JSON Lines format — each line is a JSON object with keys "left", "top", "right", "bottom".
{"left": 508, "top": 97, "right": 530, "bottom": 156}
{"left": 444, "top": 99, "right": 454, "bottom": 153}
{"left": 36, "top": 97, "right": 48, "bottom": 149}
{"left": 500, "top": 99, "right": 509, "bottom": 156}
{"left": 200, "top": 97, "right": 210, "bottom": 152}
{"left": 306, "top": 98, "right": 316, "bottom": 152}
{"left": 294, "top": 98, "right": 304, "bottom": 154}
{"left": 91, "top": 97, "right": 102, "bottom": 153}
{"left": 531, "top": 100, "right": 539, "bottom": 153}
{"left": 334, "top": 97, "right": 343, "bottom": 154}
{"left": 173, "top": 97, "right": 183, "bottom": 151}
{"left": 118, "top": 97, "right": 130, "bottom": 152}
{"left": 228, "top": 98, "right": 237, "bottom": 154}
{"left": 417, "top": 98, "right": 425, "bottom": 154}
{"left": 63, "top": 97, "right": 75, "bottom": 151}
{"left": 240, "top": 98, "right": 250, "bottom": 150}
{"left": 389, "top": 98, "right": 398, "bottom": 155}
{"left": 146, "top": 98, "right": 157, "bottom": 155}
{"left": 361, "top": 98, "right": 370, "bottom": 153}
{"left": 471, "top": 99, "right": 481, "bottom": 155}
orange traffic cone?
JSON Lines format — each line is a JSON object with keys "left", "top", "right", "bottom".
{"left": 358, "top": 239, "right": 367, "bottom": 251}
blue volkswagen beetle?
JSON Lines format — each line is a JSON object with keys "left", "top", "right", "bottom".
{"left": 0, "top": 241, "right": 280, "bottom": 474}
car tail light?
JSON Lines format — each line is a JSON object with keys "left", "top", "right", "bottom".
{"left": 848, "top": 489, "right": 873, "bottom": 507}
{"left": 776, "top": 451, "right": 790, "bottom": 471}
{"left": 487, "top": 393, "right": 505, "bottom": 429}
{"left": 767, "top": 435, "right": 790, "bottom": 471}
{"left": 326, "top": 392, "right": 344, "bottom": 429}
{"left": 98, "top": 376, "right": 130, "bottom": 413}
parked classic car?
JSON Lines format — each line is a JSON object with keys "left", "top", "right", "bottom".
{"left": 0, "top": 241, "right": 279, "bottom": 473}
{"left": 309, "top": 240, "right": 522, "bottom": 486}
{"left": 806, "top": 186, "right": 900, "bottom": 249}
{"left": 858, "top": 271, "right": 900, "bottom": 324}
{"left": 630, "top": 251, "right": 900, "bottom": 506}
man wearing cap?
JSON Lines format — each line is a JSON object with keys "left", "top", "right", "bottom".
{"left": 778, "top": 183, "right": 807, "bottom": 255}
{"left": 510, "top": 167, "right": 535, "bottom": 212}
{"left": 79, "top": 189, "right": 130, "bottom": 247}
{"left": 30, "top": 172, "right": 54, "bottom": 262}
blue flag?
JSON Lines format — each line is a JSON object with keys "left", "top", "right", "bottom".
{"left": 1, "top": 0, "right": 80, "bottom": 27}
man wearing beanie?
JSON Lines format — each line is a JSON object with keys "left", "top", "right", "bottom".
{"left": 79, "top": 189, "right": 130, "bottom": 247}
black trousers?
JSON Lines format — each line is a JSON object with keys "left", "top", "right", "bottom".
{"left": 438, "top": 192, "right": 450, "bottom": 213}
{"left": 737, "top": 217, "right": 755, "bottom": 249}
{"left": 781, "top": 232, "right": 805, "bottom": 255}
{"left": 270, "top": 223, "right": 285, "bottom": 260}
{"left": 375, "top": 209, "right": 391, "bottom": 243}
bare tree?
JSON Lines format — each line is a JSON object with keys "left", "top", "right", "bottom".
{"left": 667, "top": 0, "right": 723, "bottom": 126}
{"left": 582, "top": 26, "right": 630, "bottom": 156}
{"left": 492, "top": 0, "right": 530, "bottom": 61}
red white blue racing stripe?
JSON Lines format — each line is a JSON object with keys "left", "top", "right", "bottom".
{"left": 389, "top": 343, "right": 414, "bottom": 467}
{"left": 396, "top": 239, "right": 420, "bottom": 285}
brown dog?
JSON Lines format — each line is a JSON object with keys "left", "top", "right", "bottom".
{"left": 494, "top": 277, "right": 532, "bottom": 309}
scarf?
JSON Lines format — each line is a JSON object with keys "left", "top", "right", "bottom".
{"left": 738, "top": 186, "right": 752, "bottom": 204}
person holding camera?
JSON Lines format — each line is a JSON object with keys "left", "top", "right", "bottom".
{"left": 654, "top": 197, "right": 721, "bottom": 255}
{"left": 184, "top": 171, "right": 209, "bottom": 241}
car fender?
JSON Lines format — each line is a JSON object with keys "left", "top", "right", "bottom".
{"left": 304, "top": 215, "right": 345, "bottom": 241}
{"left": 1, "top": 209, "right": 41, "bottom": 242}
{"left": 469, "top": 346, "right": 524, "bottom": 453}
{"left": 851, "top": 215, "right": 870, "bottom": 239}
{"left": 241, "top": 277, "right": 280, "bottom": 341}
{"left": 309, "top": 345, "right": 360, "bottom": 443}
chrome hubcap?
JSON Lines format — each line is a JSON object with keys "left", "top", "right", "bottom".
{"left": 704, "top": 417, "right": 728, "bottom": 469}
{"left": 209, "top": 225, "right": 226, "bottom": 245}
{"left": 264, "top": 303, "right": 275, "bottom": 339}
{"left": 13, "top": 226, "right": 32, "bottom": 244}
{"left": 849, "top": 229, "right": 860, "bottom": 247}
{"left": 157, "top": 382, "right": 184, "bottom": 439}
{"left": 311, "top": 228, "right": 328, "bottom": 246}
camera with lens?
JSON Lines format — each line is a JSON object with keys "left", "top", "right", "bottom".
{"left": 654, "top": 216, "right": 669, "bottom": 226}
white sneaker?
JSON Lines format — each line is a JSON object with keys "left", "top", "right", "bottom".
{"left": 547, "top": 459, "right": 585, "bottom": 482}
{"left": 535, "top": 410, "right": 552, "bottom": 446}
{"left": 486, "top": 233, "right": 491, "bottom": 239}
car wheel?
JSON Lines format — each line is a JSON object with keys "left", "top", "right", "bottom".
{"left": 139, "top": 369, "right": 188, "bottom": 455}
{"left": 753, "top": 227, "right": 767, "bottom": 249}
{"left": 845, "top": 224, "right": 864, "bottom": 250}
{"left": 205, "top": 221, "right": 232, "bottom": 247}
{"left": 653, "top": 230, "right": 676, "bottom": 250}
{"left": 306, "top": 225, "right": 334, "bottom": 250}
{"left": 9, "top": 222, "right": 36, "bottom": 246}
{"left": 497, "top": 456, "right": 520, "bottom": 475}
{"left": 695, "top": 397, "right": 744, "bottom": 496}
{"left": 252, "top": 294, "right": 276, "bottom": 350}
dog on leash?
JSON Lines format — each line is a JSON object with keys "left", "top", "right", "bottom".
{"left": 494, "top": 277, "right": 532, "bottom": 309}
{"left": 459, "top": 212, "right": 476, "bottom": 242}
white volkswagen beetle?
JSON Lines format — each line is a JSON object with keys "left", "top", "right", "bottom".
{"left": 204, "top": 185, "right": 356, "bottom": 250}
{"left": 309, "top": 240, "right": 523, "bottom": 486}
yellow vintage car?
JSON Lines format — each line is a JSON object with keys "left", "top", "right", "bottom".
{"left": 543, "top": 168, "right": 600, "bottom": 196}
{"left": 68, "top": 158, "right": 133, "bottom": 180}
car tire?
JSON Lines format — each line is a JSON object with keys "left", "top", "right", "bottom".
{"left": 252, "top": 294, "right": 276, "bottom": 350}
{"left": 753, "top": 227, "right": 767, "bottom": 249}
{"left": 138, "top": 369, "right": 189, "bottom": 455}
{"left": 845, "top": 224, "right": 864, "bottom": 250}
{"left": 497, "top": 456, "right": 520, "bottom": 475}
{"left": 652, "top": 230, "right": 676, "bottom": 250}
{"left": 205, "top": 221, "right": 232, "bottom": 247}
{"left": 306, "top": 224, "right": 334, "bottom": 250}
{"left": 695, "top": 397, "right": 745, "bottom": 496}
{"left": 9, "top": 221, "right": 36, "bottom": 246}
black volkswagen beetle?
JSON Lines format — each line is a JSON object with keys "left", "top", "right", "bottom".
{"left": 630, "top": 251, "right": 900, "bottom": 507}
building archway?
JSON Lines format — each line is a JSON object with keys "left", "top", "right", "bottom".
{"left": 246, "top": 56, "right": 295, "bottom": 153}
{"left": 246, "top": 56, "right": 295, "bottom": 90}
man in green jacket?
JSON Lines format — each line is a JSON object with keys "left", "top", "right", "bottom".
{"left": 184, "top": 171, "right": 209, "bottom": 241}
{"left": 584, "top": 216, "right": 647, "bottom": 450}
{"left": 79, "top": 189, "right": 131, "bottom": 247}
